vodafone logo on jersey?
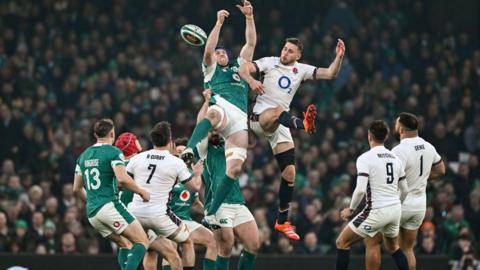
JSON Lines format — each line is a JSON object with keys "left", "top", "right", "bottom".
{"left": 180, "top": 190, "right": 191, "bottom": 201}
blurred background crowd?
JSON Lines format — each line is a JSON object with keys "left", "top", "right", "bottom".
{"left": 0, "top": 0, "right": 479, "bottom": 264}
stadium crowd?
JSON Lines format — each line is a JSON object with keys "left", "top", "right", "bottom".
{"left": 0, "top": 0, "right": 479, "bottom": 263}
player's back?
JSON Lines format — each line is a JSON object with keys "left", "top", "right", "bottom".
{"left": 127, "top": 149, "right": 191, "bottom": 216}
{"left": 357, "top": 146, "right": 404, "bottom": 210}
{"left": 168, "top": 182, "right": 196, "bottom": 221}
{"left": 392, "top": 137, "right": 441, "bottom": 208}
{"left": 76, "top": 143, "right": 124, "bottom": 217}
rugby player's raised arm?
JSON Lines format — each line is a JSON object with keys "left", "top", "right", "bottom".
{"left": 204, "top": 10, "right": 229, "bottom": 66}
{"left": 315, "top": 39, "right": 345, "bottom": 80}
{"left": 238, "top": 1, "right": 256, "bottom": 61}
{"left": 238, "top": 62, "right": 264, "bottom": 95}
{"left": 197, "top": 89, "right": 212, "bottom": 124}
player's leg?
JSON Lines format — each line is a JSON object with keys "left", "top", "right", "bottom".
{"left": 214, "top": 227, "right": 235, "bottom": 270}
{"left": 258, "top": 105, "right": 317, "bottom": 134}
{"left": 382, "top": 205, "right": 409, "bottom": 270}
{"left": 399, "top": 228, "right": 418, "bottom": 270}
{"left": 183, "top": 105, "right": 225, "bottom": 161}
{"left": 120, "top": 220, "right": 150, "bottom": 270}
{"left": 335, "top": 225, "right": 364, "bottom": 270}
{"left": 272, "top": 135, "right": 299, "bottom": 240}
{"left": 364, "top": 233, "right": 382, "bottom": 270}
{"left": 206, "top": 130, "right": 248, "bottom": 217}
{"left": 187, "top": 224, "right": 217, "bottom": 270}
{"left": 384, "top": 236, "right": 409, "bottom": 270}
{"left": 399, "top": 210, "right": 424, "bottom": 270}
{"left": 233, "top": 219, "right": 260, "bottom": 270}
{"left": 105, "top": 234, "right": 132, "bottom": 270}
{"left": 147, "top": 232, "right": 182, "bottom": 270}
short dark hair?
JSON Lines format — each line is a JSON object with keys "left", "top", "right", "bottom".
{"left": 174, "top": 137, "right": 188, "bottom": 147}
{"left": 94, "top": 118, "right": 114, "bottom": 138}
{"left": 369, "top": 120, "right": 389, "bottom": 143}
{"left": 285, "top": 37, "right": 304, "bottom": 53}
{"left": 150, "top": 121, "right": 172, "bottom": 147}
{"left": 398, "top": 112, "right": 419, "bottom": 131}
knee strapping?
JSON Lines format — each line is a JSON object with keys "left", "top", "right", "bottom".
{"left": 169, "top": 223, "right": 190, "bottom": 243}
{"left": 225, "top": 147, "right": 247, "bottom": 162}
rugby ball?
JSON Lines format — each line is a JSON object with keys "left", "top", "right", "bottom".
{"left": 180, "top": 24, "right": 207, "bottom": 46}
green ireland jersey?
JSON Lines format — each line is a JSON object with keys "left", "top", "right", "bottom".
{"left": 168, "top": 183, "right": 197, "bottom": 221}
{"left": 194, "top": 139, "right": 245, "bottom": 211}
{"left": 75, "top": 143, "right": 125, "bottom": 218}
{"left": 119, "top": 160, "right": 134, "bottom": 206}
{"left": 202, "top": 57, "right": 249, "bottom": 113}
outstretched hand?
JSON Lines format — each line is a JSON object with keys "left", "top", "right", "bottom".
{"left": 202, "top": 88, "right": 212, "bottom": 102}
{"left": 217, "top": 10, "right": 230, "bottom": 24}
{"left": 336, "top": 39, "right": 346, "bottom": 58}
{"left": 236, "top": 1, "right": 253, "bottom": 16}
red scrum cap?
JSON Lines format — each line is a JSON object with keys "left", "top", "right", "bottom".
{"left": 115, "top": 132, "right": 140, "bottom": 158}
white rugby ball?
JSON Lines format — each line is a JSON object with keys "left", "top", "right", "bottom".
{"left": 180, "top": 24, "right": 207, "bottom": 46}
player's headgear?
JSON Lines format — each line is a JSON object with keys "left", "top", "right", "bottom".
{"left": 398, "top": 112, "right": 419, "bottom": 131}
{"left": 215, "top": 46, "right": 232, "bottom": 59}
{"left": 115, "top": 132, "right": 139, "bottom": 158}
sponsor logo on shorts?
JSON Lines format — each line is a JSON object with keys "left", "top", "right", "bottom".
{"left": 219, "top": 219, "right": 228, "bottom": 224}
{"left": 363, "top": 225, "right": 372, "bottom": 231}
{"left": 113, "top": 221, "right": 121, "bottom": 228}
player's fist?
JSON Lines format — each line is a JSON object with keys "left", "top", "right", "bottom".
{"left": 202, "top": 88, "right": 212, "bottom": 102}
{"left": 192, "top": 160, "right": 204, "bottom": 176}
{"left": 248, "top": 79, "right": 265, "bottom": 95}
{"left": 140, "top": 190, "right": 150, "bottom": 202}
{"left": 336, "top": 39, "right": 346, "bottom": 58}
{"left": 340, "top": 208, "right": 352, "bottom": 221}
{"left": 237, "top": 1, "right": 253, "bottom": 17}
{"left": 217, "top": 10, "right": 229, "bottom": 24}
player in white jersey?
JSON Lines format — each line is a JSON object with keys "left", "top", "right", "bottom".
{"left": 237, "top": 37, "right": 345, "bottom": 240}
{"left": 364, "top": 113, "right": 445, "bottom": 270}
{"left": 126, "top": 122, "right": 204, "bottom": 270}
{"left": 335, "top": 120, "right": 409, "bottom": 270}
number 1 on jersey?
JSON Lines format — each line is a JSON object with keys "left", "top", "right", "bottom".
{"left": 146, "top": 164, "right": 157, "bottom": 184}
{"left": 419, "top": 155, "right": 423, "bottom": 176}
{"left": 386, "top": 162, "right": 394, "bottom": 184}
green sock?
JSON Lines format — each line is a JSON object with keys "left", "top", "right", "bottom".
{"left": 204, "top": 258, "right": 216, "bottom": 270}
{"left": 117, "top": 248, "right": 129, "bottom": 270}
{"left": 124, "top": 243, "right": 146, "bottom": 270}
{"left": 216, "top": 256, "right": 230, "bottom": 270}
{"left": 207, "top": 175, "right": 236, "bottom": 215}
{"left": 237, "top": 250, "right": 257, "bottom": 270}
{"left": 187, "top": 118, "right": 213, "bottom": 149}
{"left": 162, "top": 265, "right": 172, "bottom": 270}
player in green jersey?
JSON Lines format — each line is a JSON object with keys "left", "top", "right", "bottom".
{"left": 158, "top": 137, "right": 218, "bottom": 270}
{"left": 73, "top": 119, "right": 150, "bottom": 270}
{"left": 115, "top": 132, "right": 183, "bottom": 270}
{"left": 195, "top": 89, "right": 260, "bottom": 270}
{"left": 180, "top": 1, "right": 257, "bottom": 226}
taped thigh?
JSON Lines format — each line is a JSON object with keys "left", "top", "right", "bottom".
{"left": 207, "top": 105, "right": 226, "bottom": 129}
{"left": 225, "top": 147, "right": 247, "bottom": 162}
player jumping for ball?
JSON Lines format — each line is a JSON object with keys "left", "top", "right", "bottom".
{"left": 237, "top": 38, "right": 345, "bottom": 240}
{"left": 181, "top": 1, "right": 257, "bottom": 225}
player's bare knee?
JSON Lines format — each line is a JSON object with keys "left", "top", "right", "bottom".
{"left": 206, "top": 109, "right": 221, "bottom": 126}
{"left": 281, "top": 165, "right": 295, "bottom": 182}
{"left": 336, "top": 237, "right": 349, "bottom": 249}
{"left": 245, "top": 238, "right": 260, "bottom": 254}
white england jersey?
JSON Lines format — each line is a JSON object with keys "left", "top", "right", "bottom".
{"left": 356, "top": 146, "right": 406, "bottom": 209}
{"left": 127, "top": 149, "right": 192, "bottom": 216}
{"left": 392, "top": 137, "right": 441, "bottom": 209}
{"left": 253, "top": 57, "right": 316, "bottom": 114}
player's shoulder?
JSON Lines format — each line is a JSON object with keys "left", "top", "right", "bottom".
{"left": 255, "top": 56, "right": 279, "bottom": 65}
{"left": 357, "top": 150, "right": 371, "bottom": 162}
